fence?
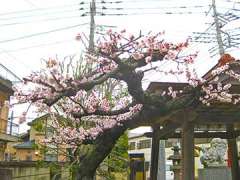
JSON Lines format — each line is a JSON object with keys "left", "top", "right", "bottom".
{"left": 0, "top": 161, "right": 70, "bottom": 180}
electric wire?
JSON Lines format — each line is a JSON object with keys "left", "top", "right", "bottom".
{"left": 0, "top": 3, "right": 81, "bottom": 16}
{"left": 0, "top": 23, "right": 88, "bottom": 44}
{"left": 0, "top": 8, "right": 84, "bottom": 21}
{"left": 0, "top": 39, "right": 77, "bottom": 53}
{"left": 0, "top": 15, "right": 86, "bottom": 27}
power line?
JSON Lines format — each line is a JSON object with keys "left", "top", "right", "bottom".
{"left": 0, "top": 0, "right": 130, "bottom": 18}
{"left": 0, "top": 3, "right": 80, "bottom": 16}
{"left": 0, "top": 0, "right": 232, "bottom": 18}
{"left": 83, "top": 11, "right": 207, "bottom": 16}
{"left": 0, "top": 8, "right": 84, "bottom": 21}
{"left": 0, "top": 4, "right": 211, "bottom": 21}
{"left": 0, "top": 23, "right": 88, "bottom": 44}
{"left": 0, "top": 15, "right": 85, "bottom": 27}
{"left": 0, "top": 39, "right": 76, "bottom": 53}
{"left": 95, "top": 0, "right": 172, "bottom": 3}
{"left": 0, "top": 48, "right": 33, "bottom": 74}
{"left": 96, "top": 5, "right": 208, "bottom": 10}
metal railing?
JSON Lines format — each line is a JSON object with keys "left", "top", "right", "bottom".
{"left": 7, "top": 120, "right": 19, "bottom": 136}
{"left": 0, "top": 117, "right": 19, "bottom": 136}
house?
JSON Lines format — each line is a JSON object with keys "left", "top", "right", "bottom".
{"left": 2, "top": 115, "right": 70, "bottom": 180}
{"left": 5, "top": 114, "right": 68, "bottom": 162}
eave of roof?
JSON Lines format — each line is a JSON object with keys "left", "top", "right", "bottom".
{"left": 14, "top": 140, "right": 35, "bottom": 149}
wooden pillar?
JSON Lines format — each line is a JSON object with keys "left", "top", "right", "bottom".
{"left": 150, "top": 126, "right": 160, "bottom": 180}
{"left": 182, "top": 121, "right": 194, "bottom": 180}
{"left": 227, "top": 125, "right": 240, "bottom": 180}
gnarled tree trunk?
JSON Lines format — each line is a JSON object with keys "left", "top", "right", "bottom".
{"left": 71, "top": 95, "right": 196, "bottom": 180}
{"left": 72, "top": 122, "right": 128, "bottom": 180}
{"left": 75, "top": 173, "right": 94, "bottom": 180}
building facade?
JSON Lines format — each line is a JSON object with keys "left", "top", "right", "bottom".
{"left": 5, "top": 114, "right": 67, "bottom": 162}
{"left": 0, "top": 76, "right": 19, "bottom": 161}
{"left": 128, "top": 133, "right": 174, "bottom": 180}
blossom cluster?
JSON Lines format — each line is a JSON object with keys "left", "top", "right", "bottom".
{"left": 97, "top": 57, "right": 118, "bottom": 73}
{"left": 200, "top": 61, "right": 240, "bottom": 105}
{"left": 97, "top": 29, "right": 191, "bottom": 65}
{"left": 160, "top": 86, "right": 183, "bottom": 99}
{"left": 43, "top": 104, "right": 142, "bottom": 147}
{"left": 200, "top": 83, "right": 233, "bottom": 106}
{"left": 211, "top": 64, "right": 230, "bottom": 76}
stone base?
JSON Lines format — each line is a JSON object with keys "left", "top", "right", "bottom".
{"left": 198, "top": 167, "right": 232, "bottom": 180}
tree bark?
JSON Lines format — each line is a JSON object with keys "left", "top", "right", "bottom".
{"left": 72, "top": 122, "right": 128, "bottom": 180}
{"left": 75, "top": 172, "right": 94, "bottom": 180}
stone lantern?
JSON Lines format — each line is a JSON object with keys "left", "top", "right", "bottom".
{"left": 168, "top": 145, "right": 181, "bottom": 180}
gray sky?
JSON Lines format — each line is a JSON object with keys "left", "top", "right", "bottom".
{"left": 0, "top": 0, "right": 239, "bottom": 133}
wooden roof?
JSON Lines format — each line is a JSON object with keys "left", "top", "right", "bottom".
{"left": 146, "top": 58, "right": 240, "bottom": 133}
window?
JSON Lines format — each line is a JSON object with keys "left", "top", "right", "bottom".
{"left": 4, "top": 153, "right": 9, "bottom": 161}
{"left": 26, "top": 155, "right": 32, "bottom": 161}
{"left": 44, "top": 148, "right": 58, "bottom": 162}
{"left": 129, "top": 142, "right": 136, "bottom": 150}
{"left": 137, "top": 139, "right": 151, "bottom": 149}
{"left": 46, "top": 127, "right": 54, "bottom": 137}
{"left": 45, "top": 154, "right": 57, "bottom": 162}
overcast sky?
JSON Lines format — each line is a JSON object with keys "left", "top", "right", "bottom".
{"left": 0, "top": 0, "right": 239, "bottom": 133}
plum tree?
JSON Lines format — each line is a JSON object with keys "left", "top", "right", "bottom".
{"left": 13, "top": 30, "right": 240, "bottom": 180}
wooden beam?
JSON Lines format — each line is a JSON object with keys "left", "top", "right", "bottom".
{"left": 145, "top": 130, "right": 240, "bottom": 139}
{"left": 145, "top": 123, "right": 181, "bottom": 139}
{"left": 195, "top": 109, "right": 240, "bottom": 124}
{"left": 227, "top": 125, "right": 240, "bottom": 180}
{"left": 182, "top": 121, "right": 194, "bottom": 180}
{"left": 149, "top": 106, "right": 240, "bottom": 128}
{"left": 145, "top": 110, "right": 189, "bottom": 139}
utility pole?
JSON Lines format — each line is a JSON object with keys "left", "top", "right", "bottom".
{"left": 212, "top": 0, "right": 225, "bottom": 56}
{"left": 190, "top": 1, "right": 240, "bottom": 57}
{"left": 89, "top": 0, "right": 96, "bottom": 53}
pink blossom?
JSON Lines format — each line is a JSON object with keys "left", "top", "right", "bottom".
{"left": 145, "top": 56, "right": 152, "bottom": 63}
